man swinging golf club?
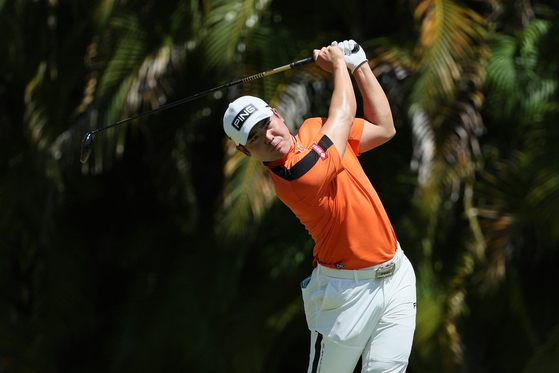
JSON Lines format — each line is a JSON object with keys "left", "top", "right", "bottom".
{"left": 223, "top": 40, "right": 416, "bottom": 373}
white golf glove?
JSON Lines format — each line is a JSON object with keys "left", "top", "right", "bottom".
{"left": 332, "top": 39, "right": 368, "bottom": 73}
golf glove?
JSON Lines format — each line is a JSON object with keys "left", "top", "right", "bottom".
{"left": 332, "top": 39, "right": 368, "bottom": 73}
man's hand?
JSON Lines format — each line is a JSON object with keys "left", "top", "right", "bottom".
{"left": 313, "top": 45, "right": 346, "bottom": 73}
{"left": 332, "top": 39, "right": 368, "bottom": 73}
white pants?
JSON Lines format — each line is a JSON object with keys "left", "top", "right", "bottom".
{"left": 301, "top": 245, "right": 416, "bottom": 373}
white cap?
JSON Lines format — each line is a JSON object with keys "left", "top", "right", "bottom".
{"left": 223, "top": 96, "right": 274, "bottom": 145}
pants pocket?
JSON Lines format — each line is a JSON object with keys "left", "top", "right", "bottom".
{"left": 300, "top": 274, "right": 312, "bottom": 289}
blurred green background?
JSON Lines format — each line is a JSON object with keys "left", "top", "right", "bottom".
{"left": 2, "top": 0, "right": 559, "bottom": 372}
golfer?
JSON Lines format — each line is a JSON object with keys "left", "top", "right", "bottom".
{"left": 223, "top": 40, "right": 416, "bottom": 373}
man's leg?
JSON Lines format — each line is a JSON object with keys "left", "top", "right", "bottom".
{"left": 302, "top": 269, "right": 386, "bottom": 373}
{"left": 361, "top": 254, "right": 416, "bottom": 373}
{"left": 307, "top": 331, "right": 362, "bottom": 373}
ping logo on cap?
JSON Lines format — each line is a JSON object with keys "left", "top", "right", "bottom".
{"left": 232, "top": 104, "right": 257, "bottom": 131}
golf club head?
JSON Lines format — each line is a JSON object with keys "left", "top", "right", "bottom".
{"left": 80, "top": 132, "right": 93, "bottom": 164}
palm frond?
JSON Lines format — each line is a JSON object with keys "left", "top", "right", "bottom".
{"left": 95, "top": 15, "right": 147, "bottom": 98}
{"left": 367, "top": 36, "right": 418, "bottom": 73}
{"left": 203, "top": 0, "right": 272, "bottom": 70}
{"left": 477, "top": 16, "right": 559, "bottom": 290}
{"left": 78, "top": 43, "right": 181, "bottom": 173}
{"left": 170, "top": 0, "right": 203, "bottom": 35}
{"left": 412, "top": 0, "right": 486, "bottom": 117}
{"left": 396, "top": 2, "right": 490, "bottom": 368}
{"left": 220, "top": 152, "right": 275, "bottom": 240}
{"left": 484, "top": 20, "right": 554, "bottom": 125}
{"left": 477, "top": 149, "right": 559, "bottom": 286}
{"left": 24, "top": 62, "right": 50, "bottom": 150}
{"left": 94, "top": 0, "right": 121, "bottom": 30}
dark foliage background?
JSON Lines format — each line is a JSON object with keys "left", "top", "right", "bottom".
{"left": 1, "top": 0, "right": 559, "bottom": 372}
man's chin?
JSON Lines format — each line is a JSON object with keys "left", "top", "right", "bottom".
{"left": 259, "top": 152, "right": 285, "bottom": 163}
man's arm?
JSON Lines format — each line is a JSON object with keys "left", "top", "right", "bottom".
{"left": 333, "top": 40, "right": 395, "bottom": 154}
{"left": 353, "top": 63, "right": 396, "bottom": 154}
{"left": 313, "top": 46, "right": 357, "bottom": 159}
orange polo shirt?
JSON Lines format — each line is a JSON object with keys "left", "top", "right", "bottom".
{"left": 265, "top": 117, "right": 397, "bottom": 269}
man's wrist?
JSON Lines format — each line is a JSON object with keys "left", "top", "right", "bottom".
{"left": 331, "top": 60, "right": 350, "bottom": 76}
{"left": 351, "top": 60, "right": 369, "bottom": 74}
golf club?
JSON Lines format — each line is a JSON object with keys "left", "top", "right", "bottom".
{"left": 80, "top": 44, "right": 361, "bottom": 164}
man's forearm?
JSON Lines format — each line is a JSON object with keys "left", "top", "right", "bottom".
{"left": 353, "top": 64, "right": 393, "bottom": 129}
{"left": 328, "top": 63, "right": 357, "bottom": 124}
{"left": 320, "top": 62, "right": 357, "bottom": 158}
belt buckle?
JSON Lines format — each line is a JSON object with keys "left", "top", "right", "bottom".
{"left": 375, "top": 262, "right": 395, "bottom": 280}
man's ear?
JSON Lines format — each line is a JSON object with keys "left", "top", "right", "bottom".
{"left": 236, "top": 144, "right": 251, "bottom": 157}
{"left": 272, "top": 108, "right": 284, "bottom": 122}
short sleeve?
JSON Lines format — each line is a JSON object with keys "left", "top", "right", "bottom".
{"left": 348, "top": 118, "right": 365, "bottom": 156}
{"left": 268, "top": 132, "right": 344, "bottom": 206}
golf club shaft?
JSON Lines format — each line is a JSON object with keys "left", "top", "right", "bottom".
{"left": 87, "top": 57, "right": 314, "bottom": 136}
{"left": 80, "top": 43, "right": 361, "bottom": 163}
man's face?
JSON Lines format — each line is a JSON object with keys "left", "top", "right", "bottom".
{"left": 242, "top": 109, "right": 293, "bottom": 162}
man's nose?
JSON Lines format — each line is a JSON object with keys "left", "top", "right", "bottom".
{"left": 265, "top": 130, "right": 274, "bottom": 144}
